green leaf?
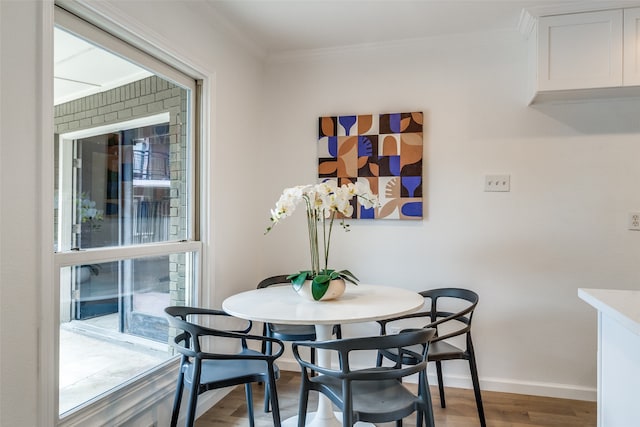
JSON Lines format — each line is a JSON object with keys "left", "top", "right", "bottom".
{"left": 313, "top": 274, "right": 331, "bottom": 285}
{"left": 289, "top": 271, "right": 310, "bottom": 291}
{"left": 337, "top": 269, "right": 359, "bottom": 285}
{"left": 311, "top": 277, "right": 330, "bottom": 300}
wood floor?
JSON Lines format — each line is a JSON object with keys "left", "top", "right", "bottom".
{"left": 195, "top": 370, "right": 596, "bottom": 427}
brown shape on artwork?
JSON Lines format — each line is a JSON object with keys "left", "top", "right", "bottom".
{"left": 381, "top": 135, "right": 399, "bottom": 156}
{"left": 357, "top": 156, "right": 369, "bottom": 169}
{"left": 318, "top": 159, "right": 338, "bottom": 177}
{"left": 378, "top": 199, "right": 400, "bottom": 219}
{"left": 400, "top": 112, "right": 423, "bottom": 133}
{"left": 400, "top": 133, "right": 423, "bottom": 169}
{"left": 358, "top": 114, "right": 373, "bottom": 134}
{"left": 359, "top": 157, "right": 380, "bottom": 177}
{"left": 337, "top": 137, "right": 358, "bottom": 177}
{"left": 319, "top": 116, "right": 336, "bottom": 137}
{"left": 337, "top": 156, "right": 357, "bottom": 177}
{"left": 338, "top": 136, "right": 357, "bottom": 156}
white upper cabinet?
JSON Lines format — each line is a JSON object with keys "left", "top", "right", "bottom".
{"left": 538, "top": 9, "right": 623, "bottom": 91}
{"left": 624, "top": 7, "right": 640, "bottom": 85}
{"left": 529, "top": 6, "right": 640, "bottom": 103}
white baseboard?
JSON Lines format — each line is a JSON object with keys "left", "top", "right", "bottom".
{"left": 430, "top": 373, "right": 596, "bottom": 402}
{"left": 275, "top": 358, "right": 597, "bottom": 402}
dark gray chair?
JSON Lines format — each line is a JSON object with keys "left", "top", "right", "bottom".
{"left": 258, "top": 275, "right": 341, "bottom": 412}
{"left": 165, "top": 306, "right": 284, "bottom": 427}
{"left": 292, "top": 329, "right": 437, "bottom": 427}
{"left": 377, "top": 288, "right": 486, "bottom": 427}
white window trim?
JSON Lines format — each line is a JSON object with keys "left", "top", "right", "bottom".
{"left": 60, "top": 112, "right": 170, "bottom": 140}
{"left": 41, "top": 2, "right": 214, "bottom": 426}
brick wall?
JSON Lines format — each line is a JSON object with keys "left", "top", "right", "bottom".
{"left": 54, "top": 75, "right": 189, "bottom": 309}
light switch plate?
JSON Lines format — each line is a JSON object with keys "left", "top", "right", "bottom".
{"left": 484, "top": 175, "right": 510, "bottom": 192}
{"left": 629, "top": 212, "right": 640, "bottom": 230}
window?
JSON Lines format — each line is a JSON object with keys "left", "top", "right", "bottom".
{"left": 53, "top": 7, "right": 201, "bottom": 419}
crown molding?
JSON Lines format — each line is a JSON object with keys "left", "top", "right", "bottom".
{"left": 267, "top": 28, "right": 518, "bottom": 64}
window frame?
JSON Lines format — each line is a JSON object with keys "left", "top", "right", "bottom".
{"left": 43, "top": 4, "right": 211, "bottom": 425}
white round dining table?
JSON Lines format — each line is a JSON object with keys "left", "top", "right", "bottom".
{"left": 222, "top": 283, "right": 424, "bottom": 427}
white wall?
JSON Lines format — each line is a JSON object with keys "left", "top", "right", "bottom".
{"left": 259, "top": 30, "right": 640, "bottom": 400}
{"left": 1, "top": 1, "right": 47, "bottom": 426}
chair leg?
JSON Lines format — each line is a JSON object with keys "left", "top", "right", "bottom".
{"left": 333, "top": 324, "right": 342, "bottom": 339}
{"left": 424, "top": 391, "right": 436, "bottom": 427}
{"left": 185, "top": 362, "right": 201, "bottom": 427}
{"left": 297, "top": 377, "right": 309, "bottom": 427}
{"left": 419, "top": 370, "right": 435, "bottom": 427}
{"left": 260, "top": 324, "right": 268, "bottom": 354}
{"left": 184, "top": 385, "right": 198, "bottom": 427}
{"left": 421, "top": 403, "right": 436, "bottom": 427}
{"left": 170, "top": 369, "right": 185, "bottom": 427}
{"left": 267, "top": 367, "right": 282, "bottom": 427}
{"left": 468, "top": 353, "right": 486, "bottom": 427}
{"left": 342, "top": 383, "right": 353, "bottom": 426}
{"left": 264, "top": 382, "right": 271, "bottom": 413}
{"left": 245, "top": 383, "right": 255, "bottom": 427}
{"left": 435, "top": 360, "right": 446, "bottom": 408}
{"left": 264, "top": 333, "right": 273, "bottom": 413}
{"left": 416, "top": 374, "right": 423, "bottom": 427}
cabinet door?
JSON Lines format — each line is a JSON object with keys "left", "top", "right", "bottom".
{"left": 538, "top": 9, "right": 623, "bottom": 91}
{"left": 624, "top": 7, "right": 640, "bottom": 86}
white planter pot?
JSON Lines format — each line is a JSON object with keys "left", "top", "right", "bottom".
{"left": 295, "top": 278, "right": 346, "bottom": 301}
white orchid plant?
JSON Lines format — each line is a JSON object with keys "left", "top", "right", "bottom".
{"left": 266, "top": 180, "right": 378, "bottom": 300}
{"left": 77, "top": 192, "right": 104, "bottom": 231}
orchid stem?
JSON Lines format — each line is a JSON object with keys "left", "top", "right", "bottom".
{"left": 325, "top": 211, "right": 335, "bottom": 272}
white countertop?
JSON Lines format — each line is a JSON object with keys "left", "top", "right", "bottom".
{"left": 578, "top": 288, "right": 640, "bottom": 335}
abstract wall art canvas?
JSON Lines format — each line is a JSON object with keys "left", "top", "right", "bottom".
{"left": 318, "top": 112, "right": 424, "bottom": 220}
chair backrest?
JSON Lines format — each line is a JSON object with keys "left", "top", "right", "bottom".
{"left": 257, "top": 275, "right": 291, "bottom": 289}
{"left": 164, "top": 306, "right": 253, "bottom": 357}
{"left": 293, "top": 329, "right": 436, "bottom": 380}
{"left": 419, "top": 288, "right": 478, "bottom": 344}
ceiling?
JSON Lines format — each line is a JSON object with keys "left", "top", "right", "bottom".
{"left": 54, "top": 0, "right": 599, "bottom": 104}
{"left": 54, "top": 27, "right": 151, "bottom": 105}
{"left": 203, "top": 0, "right": 579, "bottom": 56}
